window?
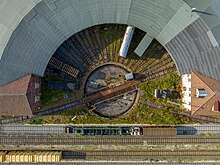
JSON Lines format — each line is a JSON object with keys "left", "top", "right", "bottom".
{"left": 35, "top": 96, "right": 40, "bottom": 102}
{"left": 35, "top": 83, "right": 40, "bottom": 89}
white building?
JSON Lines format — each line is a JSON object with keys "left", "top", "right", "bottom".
{"left": 181, "top": 74, "right": 191, "bottom": 110}
{"left": 125, "top": 73, "right": 134, "bottom": 80}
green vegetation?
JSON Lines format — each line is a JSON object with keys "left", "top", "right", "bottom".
{"left": 140, "top": 72, "right": 181, "bottom": 104}
{"left": 40, "top": 75, "right": 81, "bottom": 109}
{"left": 29, "top": 118, "right": 45, "bottom": 124}
{"left": 31, "top": 100, "right": 191, "bottom": 125}
{"left": 41, "top": 75, "right": 65, "bottom": 106}
{"left": 31, "top": 72, "right": 192, "bottom": 125}
{"left": 100, "top": 26, "right": 123, "bottom": 58}
{"left": 127, "top": 105, "right": 190, "bottom": 125}
{"left": 72, "top": 105, "right": 190, "bottom": 125}
{"left": 100, "top": 27, "right": 120, "bottom": 42}
{"left": 37, "top": 25, "right": 189, "bottom": 125}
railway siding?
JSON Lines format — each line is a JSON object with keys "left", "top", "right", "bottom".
{"left": 2, "top": 135, "right": 220, "bottom": 146}
{"left": 2, "top": 124, "right": 220, "bottom": 136}
{"left": 62, "top": 150, "right": 220, "bottom": 160}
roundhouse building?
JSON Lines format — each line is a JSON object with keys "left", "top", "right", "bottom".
{"left": 1, "top": 0, "right": 220, "bottom": 116}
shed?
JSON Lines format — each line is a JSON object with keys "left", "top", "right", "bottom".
{"left": 125, "top": 73, "right": 134, "bottom": 80}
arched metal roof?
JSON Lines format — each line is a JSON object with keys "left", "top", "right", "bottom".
{"left": 0, "top": 0, "right": 220, "bottom": 85}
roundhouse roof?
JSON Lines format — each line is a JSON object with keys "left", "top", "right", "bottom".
{"left": 0, "top": 0, "right": 220, "bottom": 85}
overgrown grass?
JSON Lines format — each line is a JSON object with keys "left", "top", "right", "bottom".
{"left": 29, "top": 104, "right": 191, "bottom": 125}
{"left": 140, "top": 72, "right": 181, "bottom": 104}
{"left": 40, "top": 75, "right": 81, "bottom": 109}
{"left": 31, "top": 72, "right": 192, "bottom": 125}
{"left": 29, "top": 118, "right": 45, "bottom": 124}
{"left": 100, "top": 27, "right": 120, "bottom": 42}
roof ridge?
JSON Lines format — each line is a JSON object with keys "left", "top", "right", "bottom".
{"left": 24, "top": 95, "right": 33, "bottom": 116}
{"left": 191, "top": 70, "right": 217, "bottom": 114}
{"left": 192, "top": 93, "right": 216, "bottom": 115}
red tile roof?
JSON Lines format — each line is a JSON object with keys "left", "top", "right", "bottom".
{"left": 191, "top": 70, "right": 220, "bottom": 116}
{"left": 0, "top": 74, "right": 31, "bottom": 94}
{"left": 0, "top": 74, "right": 38, "bottom": 117}
{"left": 0, "top": 95, "right": 32, "bottom": 116}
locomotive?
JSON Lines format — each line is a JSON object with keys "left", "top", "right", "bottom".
{"left": 65, "top": 126, "right": 143, "bottom": 136}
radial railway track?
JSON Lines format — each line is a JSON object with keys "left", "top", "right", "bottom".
{"left": 2, "top": 135, "right": 220, "bottom": 146}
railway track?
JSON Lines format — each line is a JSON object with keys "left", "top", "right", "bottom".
{"left": 144, "top": 65, "right": 176, "bottom": 81}
{"left": 34, "top": 100, "right": 81, "bottom": 116}
{"left": 0, "top": 80, "right": 140, "bottom": 124}
{"left": 143, "top": 56, "right": 173, "bottom": 75}
{"left": 82, "top": 81, "right": 139, "bottom": 105}
{"left": 173, "top": 110, "right": 220, "bottom": 124}
{"left": 140, "top": 99, "right": 220, "bottom": 124}
{"left": 0, "top": 99, "right": 81, "bottom": 124}
{"left": 136, "top": 65, "right": 176, "bottom": 81}
{"left": 2, "top": 65, "right": 220, "bottom": 125}
{"left": 0, "top": 162, "right": 217, "bottom": 165}
{"left": 62, "top": 150, "right": 220, "bottom": 160}
{"left": 2, "top": 124, "right": 220, "bottom": 135}
{"left": 2, "top": 135, "right": 220, "bottom": 146}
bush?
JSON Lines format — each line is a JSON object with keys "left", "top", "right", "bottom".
{"left": 30, "top": 118, "right": 45, "bottom": 124}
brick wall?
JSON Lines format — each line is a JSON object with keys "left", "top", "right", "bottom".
{"left": 27, "top": 75, "right": 41, "bottom": 111}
